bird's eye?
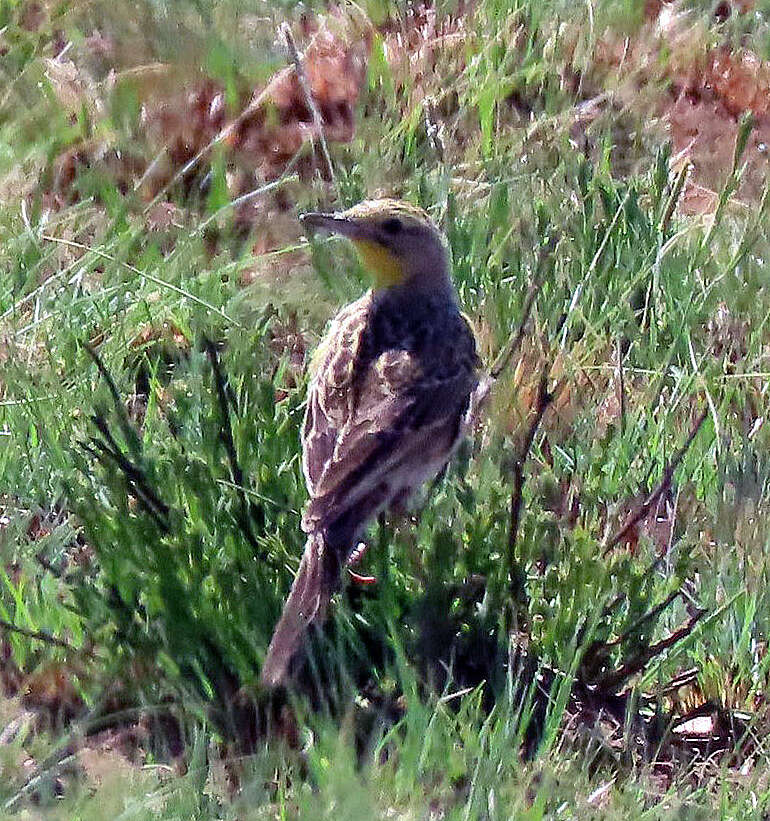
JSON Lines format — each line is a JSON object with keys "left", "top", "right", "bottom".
{"left": 381, "top": 217, "right": 403, "bottom": 235}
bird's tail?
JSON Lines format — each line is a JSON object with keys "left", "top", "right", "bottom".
{"left": 261, "top": 532, "right": 338, "bottom": 688}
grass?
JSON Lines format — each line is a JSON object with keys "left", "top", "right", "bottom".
{"left": 2, "top": 0, "right": 770, "bottom": 817}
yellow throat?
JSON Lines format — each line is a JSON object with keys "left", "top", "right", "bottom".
{"left": 353, "top": 239, "right": 405, "bottom": 288}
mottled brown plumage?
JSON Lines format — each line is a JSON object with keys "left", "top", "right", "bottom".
{"left": 261, "top": 200, "right": 479, "bottom": 687}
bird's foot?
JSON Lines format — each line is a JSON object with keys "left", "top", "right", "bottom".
{"left": 347, "top": 569, "right": 377, "bottom": 585}
{"left": 346, "top": 542, "right": 376, "bottom": 585}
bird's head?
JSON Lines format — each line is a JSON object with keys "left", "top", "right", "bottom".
{"left": 300, "top": 199, "right": 451, "bottom": 293}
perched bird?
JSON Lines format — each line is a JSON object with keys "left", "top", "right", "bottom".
{"left": 261, "top": 198, "right": 479, "bottom": 687}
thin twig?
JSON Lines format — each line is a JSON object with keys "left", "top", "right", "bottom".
{"left": 507, "top": 366, "right": 555, "bottom": 592}
{"left": 84, "top": 437, "right": 170, "bottom": 534}
{"left": 89, "top": 415, "right": 170, "bottom": 522}
{"left": 0, "top": 618, "right": 80, "bottom": 652}
{"left": 438, "top": 686, "right": 475, "bottom": 704}
{"left": 602, "top": 408, "right": 708, "bottom": 556}
{"left": 465, "top": 237, "right": 557, "bottom": 430}
{"left": 596, "top": 607, "right": 706, "bottom": 692}
{"left": 204, "top": 340, "right": 273, "bottom": 565}
{"left": 141, "top": 85, "right": 274, "bottom": 215}
{"left": 193, "top": 149, "right": 303, "bottom": 236}
{"left": 604, "top": 588, "right": 682, "bottom": 649}
{"left": 616, "top": 336, "right": 626, "bottom": 437}
{"left": 84, "top": 344, "right": 142, "bottom": 460}
{"left": 2, "top": 701, "right": 181, "bottom": 813}
{"left": 280, "top": 23, "right": 334, "bottom": 182}
{"left": 602, "top": 556, "right": 664, "bottom": 622}
{"left": 490, "top": 235, "right": 557, "bottom": 381}
{"left": 138, "top": 17, "right": 337, "bottom": 213}
{"left": 655, "top": 666, "right": 699, "bottom": 697}
{"left": 3, "top": 754, "right": 79, "bottom": 814}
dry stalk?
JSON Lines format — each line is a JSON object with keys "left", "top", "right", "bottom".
{"left": 280, "top": 23, "right": 335, "bottom": 182}
{"left": 596, "top": 606, "right": 706, "bottom": 692}
{"left": 0, "top": 618, "right": 83, "bottom": 653}
{"left": 507, "top": 366, "right": 555, "bottom": 593}
{"left": 602, "top": 408, "right": 708, "bottom": 556}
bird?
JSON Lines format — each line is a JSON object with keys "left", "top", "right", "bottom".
{"left": 260, "top": 198, "right": 480, "bottom": 688}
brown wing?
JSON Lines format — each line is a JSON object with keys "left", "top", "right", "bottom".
{"left": 303, "top": 372, "right": 463, "bottom": 540}
{"left": 301, "top": 293, "right": 375, "bottom": 496}
{"left": 303, "top": 295, "right": 477, "bottom": 531}
{"left": 303, "top": 343, "right": 424, "bottom": 506}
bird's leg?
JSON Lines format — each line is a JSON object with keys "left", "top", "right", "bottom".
{"left": 342, "top": 483, "right": 416, "bottom": 585}
{"left": 346, "top": 541, "right": 376, "bottom": 585}
{"left": 342, "top": 485, "right": 401, "bottom": 587}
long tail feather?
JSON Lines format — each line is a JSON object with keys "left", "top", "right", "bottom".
{"left": 261, "top": 533, "right": 336, "bottom": 688}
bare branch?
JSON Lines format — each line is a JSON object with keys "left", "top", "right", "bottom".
{"left": 616, "top": 336, "right": 626, "bottom": 436}
{"left": 596, "top": 607, "right": 706, "bottom": 692}
{"left": 604, "top": 588, "right": 681, "bottom": 649}
{"left": 602, "top": 408, "right": 708, "bottom": 556}
{"left": 507, "top": 367, "right": 556, "bottom": 593}
{"left": 0, "top": 618, "right": 81, "bottom": 653}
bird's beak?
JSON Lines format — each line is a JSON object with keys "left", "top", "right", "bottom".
{"left": 301, "top": 210, "right": 405, "bottom": 288}
{"left": 300, "top": 212, "right": 373, "bottom": 241}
